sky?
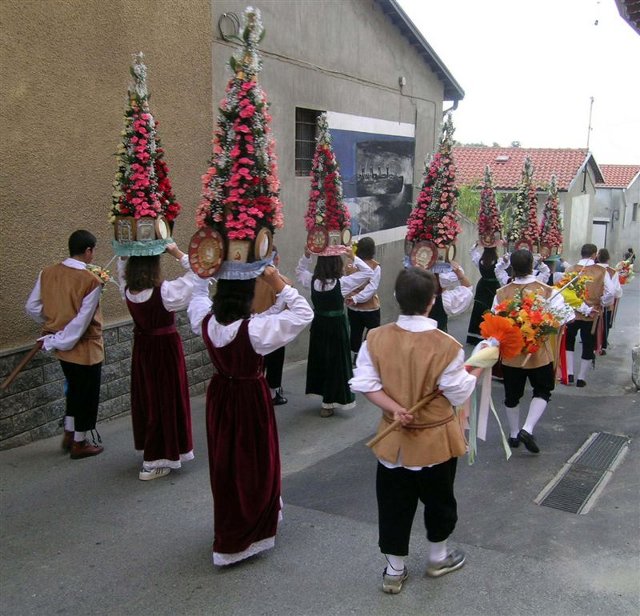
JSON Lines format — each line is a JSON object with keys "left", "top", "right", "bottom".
{"left": 397, "top": 0, "right": 640, "bottom": 165}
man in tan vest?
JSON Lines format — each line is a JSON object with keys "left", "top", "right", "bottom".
{"left": 564, "top": 244, "right": 615, "bottom": 386}
{"left": 350, "top": 267, "right": 479, "bottom": 595}
{"left": 345, "top": 237, "right": 381, "bottom": 365}
{"left": 492, "top": 250, "right": 573, "bottom": 454}
{"left": 25, "top": 230, "right": 105, "bottom": 459}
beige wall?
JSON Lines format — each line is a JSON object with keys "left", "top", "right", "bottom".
{"left": 0, "top": 0, "right": 213, "bottom": 351}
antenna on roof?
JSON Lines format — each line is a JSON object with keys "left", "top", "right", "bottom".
{"left": 586, "top": 96, "right": 595, "bottom": 150}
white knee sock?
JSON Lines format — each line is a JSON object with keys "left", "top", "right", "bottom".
{"left": 73, "top": 431, "right": 87, "bottom": 442}
{"left": 578, "top": 358, "right": 592, "bottom": 381}
{"left": 566, "top": 351, "right": 574, "bottom": 376}
{"left": 427, "top": 539, "right": 448, "bottom": 563}
{"left": 64, "top": 416, "right": 75, "bottom": 431}
{"left": 522, "top": 398, "right": 547, "bottom": 434}
{"left": 385, "top": 554, "right": 405, "bottom": 574}
{"left": 505, "top": 405, "right": 521, "bottom": 438}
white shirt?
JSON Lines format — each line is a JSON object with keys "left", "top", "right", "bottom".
{"left": 495, "top": 254, "right": 551, "bottom": 286}
{"left": 188, "top": 278, "right": 313, "bottom": 355}
{"left": 438, "top": 269, "right": 474, "bottom": 316}
{"left": 117, "top": 254, "right": 198, "bottom": 312}
{"left": 295, "top": 254, "right": 373, "bottom": 295}
{"left": 350, "top": 314, "right": 477, "bottom": 470}
{"left": 25, "top": 258, "right": 102, "bottom": 352}
{"left": 491, "top": 275, "right": 575, "bottom": 325}
{"left": 596, "top": 262, "right": 623, "bottom": 301}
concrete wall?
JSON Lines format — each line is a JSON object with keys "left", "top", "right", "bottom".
{"left": 212, "top": 0, "right": 448, "bottom": 361}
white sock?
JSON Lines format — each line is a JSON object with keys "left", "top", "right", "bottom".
{"left": 385, "top": 554, "right": 405, "bottom": 574}
{"left": 428, "top": 539, "right": 448, "bottom": 563}
{"left": 321, "top": 402, "right": 335, "bottom": 409}
{"left": 522, "top": 398, "right": 547, "bottom": 434}
{"left": 578, "top": 358, "right": 591, "bottom": 381}
{"left": 566, "top": 351, "right": 574, "bottom": 376}
{"left": 64, "top": 416, "right": 75, "bottom": 431}
{"left": 505, "top": 405, "right": 521, "bottom": 438}
{"left": 73, "top": 431, "right": 87, "bottom": 443}
{"left": 270, "top": 388, "right": 277, "bottom": 398}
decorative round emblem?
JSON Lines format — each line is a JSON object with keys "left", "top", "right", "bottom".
{"left": 446, "top": 244, "right": 456, "bottom": 263}
{"left": 410, "top": 241, "right": 438, "bottom": 270}
{"left": 514, "top": 239, "right": 533, "bottom": 252}
{"left": 539, "top": 244, "right": 551, "bottom": 259}
{"left": 155, "top": 216, "right": 170, "bottom": 240}
{"left": 341, "top": 228, "right": 352, "bottom": 245}
{"left": 307, "top": 226, "right": 328, "bottom": 254}
{"left": 254, "top": 227, "right": 273, "bottom": 261}
{"left": 188, "top": 228, "right": 225, "bottom": 278}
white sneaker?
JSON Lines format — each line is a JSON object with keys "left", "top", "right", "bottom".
{"left": 139, "top": 467, "right": 171, "bottom": 481}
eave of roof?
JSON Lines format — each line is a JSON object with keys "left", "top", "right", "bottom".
{"left": 597, "top": 164, "right": 640, "bottom": 188}
{"left": 374, "top": 0, "right": 465, "bottom": 102}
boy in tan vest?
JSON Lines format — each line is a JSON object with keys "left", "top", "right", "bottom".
{"left": 25, "top": 230, "right": 105, "bottom": 459}
{"left": 350, "top": 267, "right": 479, "bottom": 595}
{"left": 564, "top": 244, "right": 615, "bottom": 386}
{"left": 595, "top": 248, "right": 623, "bottom": 355}
{"left": 492, "top": 250, "right": 573, "bottom": 454}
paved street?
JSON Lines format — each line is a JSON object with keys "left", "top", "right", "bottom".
{"left": 1, "top": 278, "right": 639, "bottom": 616}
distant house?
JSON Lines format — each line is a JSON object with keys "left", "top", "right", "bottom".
{"left": 453, "top": 146, "right": 604, "bottom": 260}
{"left": 595, "top": 165, "right": 640, "bottom": 261}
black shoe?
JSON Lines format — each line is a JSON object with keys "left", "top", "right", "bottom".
{"left": 507, "top": 437, "right": 520, "bottom": 448}
{"left": 568, "top": 375, "right": 574, "bottom": 384}
{"left": 272, "top": 389, "right": 288, "bottom": 406}
{"left": 517, "top": 429, "right": 540, "bottom": 453}
{"left": 576, "top": 380, "right": 586, "bottom": 388}
{"left": 599, "top": 349, "right": 607, "bottom": 356}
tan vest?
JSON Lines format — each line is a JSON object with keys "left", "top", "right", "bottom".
{"left": 495, "top": 281, "right": 555, "bottom": 369}
{"left": 565, "top": 263, "right": 605, "bottom": 322}
{"left": 346, "top": 258, "right": 380, "bottom": 311}
{"left": 366, "top": 324, "right": 467, "bottom": 467}
{"left": 40, "top": 264, "right": 104, "bottom": 365}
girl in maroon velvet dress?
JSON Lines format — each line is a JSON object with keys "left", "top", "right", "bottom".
{"left": 118, "top": 243, "right": 195, "bottom": 481}
{"left": 188, "top": 265, "right": 313, "bottom": 566}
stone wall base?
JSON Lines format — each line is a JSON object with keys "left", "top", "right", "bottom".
{"left": 0, "top": 312, "right": 212, "bottom": 450}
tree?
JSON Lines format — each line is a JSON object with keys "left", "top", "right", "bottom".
{"left": 406, "top": 114, "right": 461, "bottom": 247}
{"left": 196, "top": 7, "right": 283, "bottom": 241}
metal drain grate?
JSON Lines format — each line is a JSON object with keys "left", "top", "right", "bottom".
{"left": 535, "top": 432, "right": 631, "bottom": 514}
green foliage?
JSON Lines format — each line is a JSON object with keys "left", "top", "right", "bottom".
{"left": 457, "top": 184, "right": 481, "bottom": 221}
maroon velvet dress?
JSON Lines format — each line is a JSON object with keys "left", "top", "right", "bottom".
{"left": 126, "top": 286, "right": 193, "bottom": 468}
{"left": 202, "top": 315, "right": 281, "bottom": 566}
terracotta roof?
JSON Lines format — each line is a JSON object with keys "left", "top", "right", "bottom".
{"left": 375, "top": 0, "right": 464, "bottom": 101}
{"left": 597, "top": 164, "right": 640, "bottom": 188}
{"left": 452, "top": 147, "right": 603, "bottom": 191}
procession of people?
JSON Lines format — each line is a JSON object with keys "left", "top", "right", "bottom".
{"left": 16, "top": 10, "right": 636, "bottom": 599}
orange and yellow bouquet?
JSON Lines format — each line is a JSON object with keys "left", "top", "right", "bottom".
{"left": 491, "top": 289, "right": 565, "bottom": 355}
{"left": 615, "top": 260, "right": 635, "bottom": 285}
{"left": 554, "top": 271, "right": 592, "bottom": 309}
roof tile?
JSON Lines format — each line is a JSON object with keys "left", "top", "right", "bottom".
{"left": 597, "top": 164, "right": 640, "bottom": 188}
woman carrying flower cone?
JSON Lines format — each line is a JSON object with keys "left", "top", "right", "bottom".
{"left": 117, "top": 243, "right": 196, "bottom": 481}
{"left": 296, "top": 246, "right": 373, "bottom": 417}
{"left": 492, "top": 249, "right": 574, "bottom": 453}
{"left": 188, "top": 266, "right": 313, "bottom": 566}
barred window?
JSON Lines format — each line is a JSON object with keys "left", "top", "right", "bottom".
{"left": 295, "top": 108, "right": 322, "bottom": 176}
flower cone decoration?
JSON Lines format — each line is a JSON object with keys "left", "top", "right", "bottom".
{"left": 305, "top": 113, "right": 352, "bottom": 255}
{"left": 405, "top": 114, "right": 461, "bottom": 267}
{"left": 110, "top": 53, "right": 180, "bottom": 255}
{"left": 506, "top": 156, "right": 538, "bottom": 251}
{"left": 193, "top": 7, "right": 283, "bottom": 278}
{"left": 477, "top": 165, "right": 502, "bottom": 246}
{"left": 539, "top": 174, "right": 563, "bottom": 258}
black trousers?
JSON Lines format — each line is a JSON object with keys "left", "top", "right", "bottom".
{"left": 347, "top": 308, "right": 380, "bottom": 354}
{"left": 59, "top": 360, "right": 102, "bottom": 432}
{"left": 502, "top": 362, "right": 555, "bottom": 407}
{"left": 377, "top": 458, "right": 458, "bottom": 556}
{"left": 264, "top": 346, "right": 285, "bottom": 390}
{"left": 565, "top": 319, "right": 596, "bottom": 360}
{"left": 602, "top": 307, "right": 613, "bottom": 350}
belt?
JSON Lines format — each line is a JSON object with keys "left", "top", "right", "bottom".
{"left": 213, "top": 373, "right": 262, "bottom": 381}
{"left": 315, "top": 309, "right": 345, "bottom": 317}
{"left": 134, "top": 325, "right": 177, "bottom": 336}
